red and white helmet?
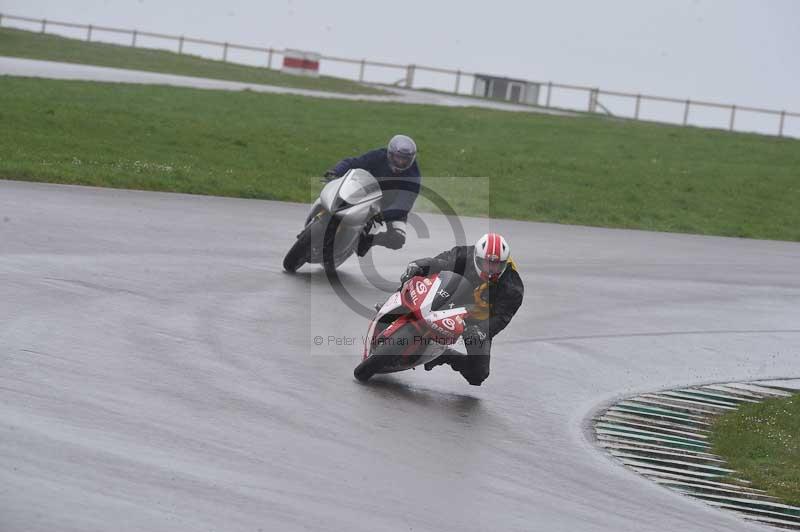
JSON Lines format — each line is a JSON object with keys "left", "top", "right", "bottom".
{"left": 474, "top": 233, "right": 510, "bottom": 282}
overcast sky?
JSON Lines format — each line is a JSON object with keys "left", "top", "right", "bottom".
{"left": 3, "top": 0, "right": 798, "bottom": 131}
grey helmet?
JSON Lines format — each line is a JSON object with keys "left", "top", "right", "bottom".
{"left": 387, "top": 134, "right": 417, "bottom": 173}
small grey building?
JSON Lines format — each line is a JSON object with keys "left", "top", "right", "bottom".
{"left": 473, "top": 74, "right": 540, "bottom": 105}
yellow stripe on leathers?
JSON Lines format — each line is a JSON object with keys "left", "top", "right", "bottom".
{"left": 471, "top": 258, "right": 517, "bottom": 321}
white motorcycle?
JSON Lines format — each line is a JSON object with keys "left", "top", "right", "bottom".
{"left": 283, "top": 169, "right": 383, "bottom": 273}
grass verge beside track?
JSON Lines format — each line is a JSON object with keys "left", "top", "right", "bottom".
{"left": 0, "top": 27, "right": 384, "bottom": 95}
{"left": 1, "top": 76, "right": 799, "bottom": 240}
{"left": 710, "top": 394, "right": 800, "bottom": 506}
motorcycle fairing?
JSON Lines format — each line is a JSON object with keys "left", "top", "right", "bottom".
{"left": 362, "top": 273, "right": 471, "bottom": 372}
{"left": 319, "top": 170, "right": 382, "bottom": 227}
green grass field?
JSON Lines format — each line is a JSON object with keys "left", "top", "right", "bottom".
{"left": 710, "top": 393, "right": 800, "bottom": 506}
{"left": 0, "top": 26, "right": 383, "bottom": 95}
{"left": 1, "top": 75, "right": 799, "bottom": 240}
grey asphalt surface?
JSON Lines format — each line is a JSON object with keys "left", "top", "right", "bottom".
{"left": 0, "top": 56, "right": 575, "bottom": 116}
{"left": 1, "top": 180, "right": 799, "bottom": 532}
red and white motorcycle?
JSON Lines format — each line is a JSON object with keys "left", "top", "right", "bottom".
{"left": 354, "top": 271, "right": 474, "bottom": 382}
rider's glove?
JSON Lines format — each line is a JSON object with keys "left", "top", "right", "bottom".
{"left": 322, "top": 170, "right": 338, "bottom": 182}
{"left": 463, "top": 324, "right": 488, "bottom": 347}
{"left": 400, "top": 262, "right": 423, "bottom": 285}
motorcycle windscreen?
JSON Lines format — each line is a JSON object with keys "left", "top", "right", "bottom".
{"left": 334, "top": 169, "right": 381, "bottom": 211}
{"left": 429, "top": 271, "right": 474, "bottom": 311}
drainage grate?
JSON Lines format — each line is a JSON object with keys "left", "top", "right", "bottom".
{"left": 594, "top": 380, "right": 800, "bottom": 530}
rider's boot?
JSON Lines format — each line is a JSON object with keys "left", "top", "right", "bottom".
{"left": 424, "top": 348, "right": 467, "bottom": 371}
{"left": 356, "top": 232, "right": 374, "bottom": 257}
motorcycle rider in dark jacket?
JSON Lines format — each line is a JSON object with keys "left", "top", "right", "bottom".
{"left": 400, "top": 233, "right": 524, "bottom": 386}
{"left": 325, "top": 135, "right": 421, "bottom": 256}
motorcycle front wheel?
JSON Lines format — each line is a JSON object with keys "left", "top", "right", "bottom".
{"left": 353, "top": 322, "right": 421, "bottom": 382}
{"left": 283, "top": 227, "right": 312, "bottom": 273}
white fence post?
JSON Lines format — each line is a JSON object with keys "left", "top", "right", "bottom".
{"left": 405, "top": 64, "right": 415, "bottom": 88}
{"left": 588, "top": 88, "right": 599, "bottom": 113}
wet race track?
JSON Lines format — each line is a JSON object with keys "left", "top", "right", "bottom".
{"left": 1, "top": 180, "right": 799, "bottom": 531}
